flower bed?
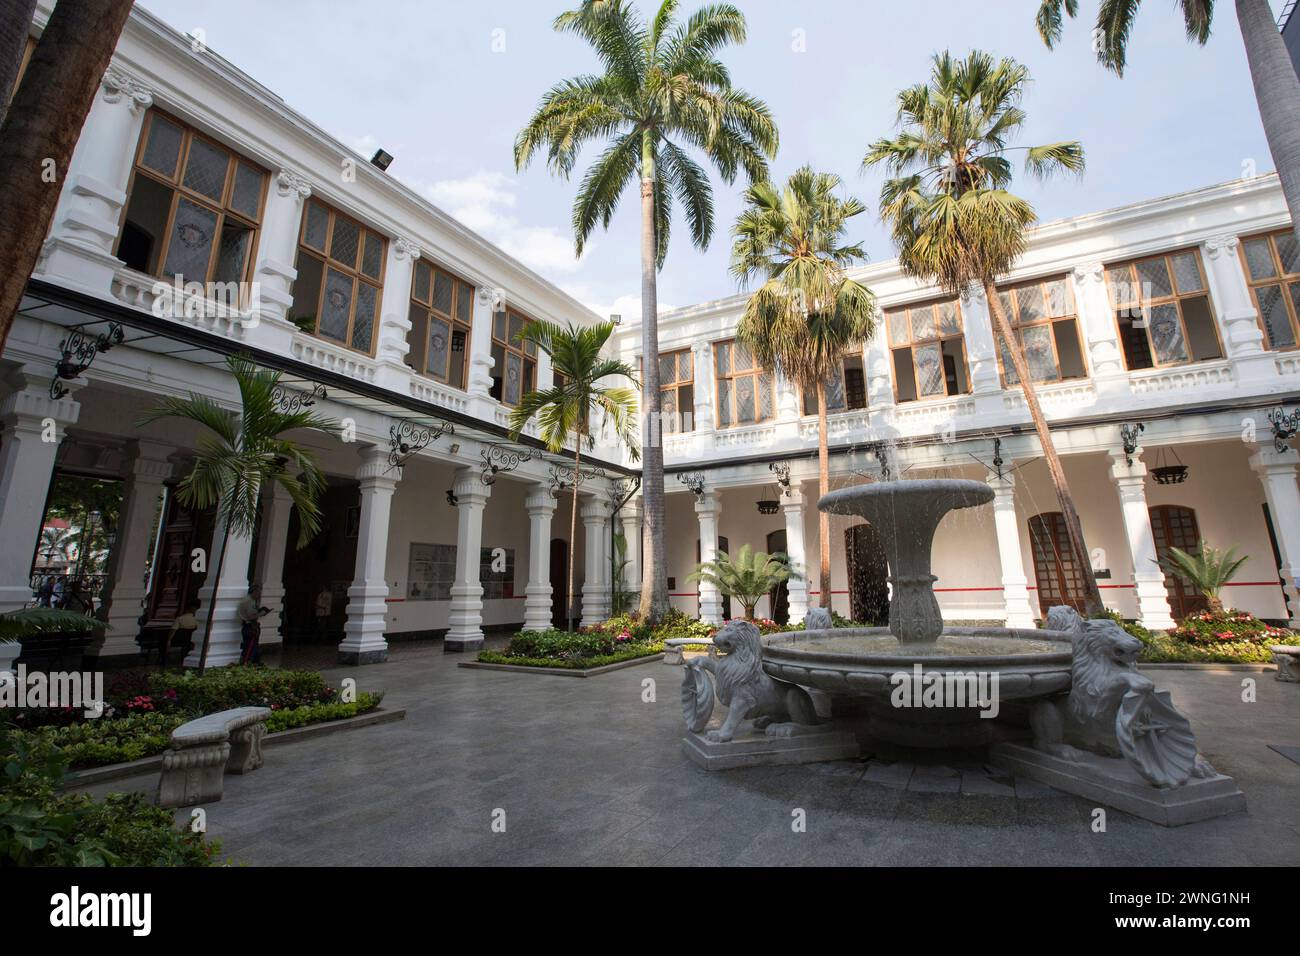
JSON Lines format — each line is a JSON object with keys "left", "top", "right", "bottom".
{"left": 477, "top": 627, "right": 664, "bottom": 670}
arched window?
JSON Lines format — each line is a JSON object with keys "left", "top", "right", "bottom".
{"left": 1149, "top": 504, "right": 1208, "bottom": 620}
{"left": 1027, "top": 512, "right": 1088, "bottom": 614}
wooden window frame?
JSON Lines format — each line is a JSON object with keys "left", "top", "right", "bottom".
{"left": 993, "top": 275, "right": 1088, "bottom": 387}
{"left": 884, "top": 296, "right": 970, "bottom": 403}
{"left": 1103, "top": 248, "right": 1223, "bottom": 370}
{"left": 658, "top": 348, "right": 695, "bottom": 434}
{"left": 799, "top": 348, "right": 868, "bottom": 416}
{"left": 116, "top": 109, "right": 269, "bottom": 298}
{"left": 490, "top": 305, "right": 538, "bottom": 407}
{"left": 291, "top": 198, "right": 387, "bottom": 357}
{"left": 1238, "top": 229, "right": 1300, "bottom": 351}
{"left": 713, "top": 338, "right": 776, "bottom": 430}
{"left": 407, "top": 259, "right": 475, "bottom": 390}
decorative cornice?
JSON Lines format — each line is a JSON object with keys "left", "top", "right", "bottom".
{"left": 394, "top": 237, "right": 422, "bottom": 262}
{"left": 276, "top": 169, "right": 313, "bottom": 200}
{"left": 1204, "top": 234, "right": 1241, "bottom": 260}
{"left": 101, "top": 66, "right": 153, "bottom": 111}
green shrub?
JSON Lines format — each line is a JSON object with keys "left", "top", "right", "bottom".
{"left": 477, "top": 643, "right": 663, "bottom": 670}
{"left": 1139, "top": 632, "right": 1299, "bottom": 664}
{"left": 264, "top": 692, "right": 383, "bottom": 732}
{"left": 149, "top": 666, "right": 338, "bottom": 714}
{"left": 1091, "top": 609, "right": 1154, "bottom": 644}
{"left": 1169, "top": 609, "right": 1292, "bottom": 646}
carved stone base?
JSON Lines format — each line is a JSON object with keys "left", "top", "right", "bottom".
{"left": 158, "top": 741, "right": 230, "bottom": 809}
{"left": 682, "top": 724, "right": 860, "bottom": 771}
{"left": 337, "top": 647, "right": 389, "bottom": 665}
{"left": 1270, "top": 646, "right": 1299, "bottom": 682}
{"left": 989, "top": 742, "right": 1246, "bottom": 827}
{"left": 443, "top": 637, "right": 483, "bottom": 653}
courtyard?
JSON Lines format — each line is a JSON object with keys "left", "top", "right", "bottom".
{"left": 74, "top": 643, "right": 1300, "bottom": 866}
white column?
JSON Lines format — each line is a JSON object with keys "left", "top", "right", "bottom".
{"left": 1203, "top": 235, "right": 1278, "bottom": 381}
{"left": 253, "top": 482, "right": 295, "bottom": 647}
{"left": 187, "top": 521, "right": 255, "bottom": 668}
{"left": 691, "top": 340, "right": 715, "bottom": 437}
{"left": 864, "top": 325, "right": 895, "bottom": 412}
{"left": 38, "top": 66, "right": 152, "bottom": 295}
{"left": 1108, "top": 449, "right": 1176, "bottom": 630}
{"left": 249, "top": 170, "right": 313, "bottom": 330}
{"left": 1249, "top": 447, "right": 1300, "bottom": 627}
{"left": 97, "top": 440, "right": 172, "bottom": 656}
{"left": 1071, "top": 263, "right": 1129, "bottom": 397}
{"left": 580, "top": 497, "right": 611, "bottom": 627}
{"left": 695, "top": 491, "right": 723, "bottom": 624}
{"left": 373, "top": 237, "right": 421, "bottom": 390}
{"left": 781, "top": 486, "right": 809, "bottom": 625}
{"left": 987, "top": 472, "right": 1037, "bottom": 628}
{"left": 0, "top": 367, "right": 82, "bottom": 613}
{"left": 523, "top": 485, "right": 556, "bottom": 631}
{"left": 446, "top": 466, "right": 491, "bottom": 651}
{"left": 958, "top": 284, "right": 1003, "bottom": 413}
{"left": 467, "top": 288, "right": 498, "bottom": 403}
{"left": 619, "top": 496, "right": 642, "bottom": 608}
{"left": 338, "top": 446, "right": 400, "bottom": 664}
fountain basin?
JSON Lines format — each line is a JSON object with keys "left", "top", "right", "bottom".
{"left": 763, "top": 626, "right": 1073, "bottom": 747}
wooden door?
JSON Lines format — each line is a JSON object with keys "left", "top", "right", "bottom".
{"left": 766, "top": 529, "right": 789, "bottom": 625}
{"left": 1028, "top": 512, "right": 1088, "bottom": 614}
{"left": 1149, "top": 504, "right": 1208, "bottom": 620}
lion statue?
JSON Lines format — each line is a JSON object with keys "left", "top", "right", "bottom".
{"left": 682, "top": 620, "right": 821, "bottom": 742}
{"left": 804, "top": 607, "right": 834, "bottom": 631}
{"left": 1031, "top": 607, "right": 1215, "bottom": 788}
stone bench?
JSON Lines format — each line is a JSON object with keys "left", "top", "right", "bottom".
{"left": 663, "top": 637, "right": 716, "bottom": 666}
{"left": 158, "top": 706, "right": 271, "bottom": 808}
{"left": 1271, "top": 645, "right": 1300, "bottom": 683}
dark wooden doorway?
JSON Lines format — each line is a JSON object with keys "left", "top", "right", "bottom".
{"left": 1149, "top": 504, "right": 1208, "bottom": 620}
{"left": 696, "top": 536, "right": 732, "bottom": 619}
{"left": 1028, "top": 512, "right": 1088, "bottom": 614}
{"left": 845, "top": 523, "right": 889, "bottom": 625}
{"left": 766, "top": 529, "right": 789, "bottom": 625}
{"left": 550, "top": 537, "right": 569, "bottom": 629}
{"left": 140, "top": 488, "right": 215, "bottom": 645}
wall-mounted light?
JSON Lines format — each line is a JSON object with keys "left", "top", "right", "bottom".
{"left": 370, "top": 149, "right": 394, "bottom": 171}
{"left": 448, "top": 443, "right": 460, "bottom": 455}
{"left": 446, "top": 488, "right": 459, "bottom": 507}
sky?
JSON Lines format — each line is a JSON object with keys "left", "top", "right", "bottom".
{"left": 138, "top": 0, "right": 1285, "bottom": 319}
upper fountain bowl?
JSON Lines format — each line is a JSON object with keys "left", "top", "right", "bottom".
{"left": 817, "top": 478, "right": 994, "bottom": 525}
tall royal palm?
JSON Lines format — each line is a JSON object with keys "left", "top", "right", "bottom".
{"left": 731, "top": 167, "right": 878, "bottom": 613}
{"left": 864, "top": 51, "right": 1103, "bottom": 617}
{"left": 140, "top": 355, "right": 337, "bottom": 672}
{"left": 1036, "top": 0, "right": 1300, "bottom": 249}
{"left": 508, "top": 319, "right": 639, "bottom": 632}
{"left": 515, "top": 0, "right": 778, "bottom": 623}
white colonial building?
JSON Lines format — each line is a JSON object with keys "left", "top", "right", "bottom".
{"left": 2, "top": 4, "right": 1298, "bottom": 668}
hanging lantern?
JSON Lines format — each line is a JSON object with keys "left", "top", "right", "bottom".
{"left": 1150, "top": 445, "right": 1188, "bottom": 485}
{"left": 756, "top": 498, "right": 779, "bottom": 515}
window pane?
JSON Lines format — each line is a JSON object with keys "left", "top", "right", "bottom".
{"left": 288, "top": 253, "right": 323, "bottom": 332}
{"left": 405, "top": 304, "right": 428, "bottom": 370}
{"left": 508, "top": 312, "right": 525, "bottom": 342}
{"left": 413, "top": 261, "right": 431, "bottom": 302}
{"left": 303, "top": 201, "right": 328, "bottom": 250}
{"left": 735, "top": 375, "right": 755, "bottom": 422}
{"left": 1106, "top": 264, "right": 1137, "bottom": 309}
{"left": 892, "top": 348, "right": 918, "bottom": 402}
{"left": 329, "top": 218, "right": 360, "bottom": 268}
{"left": 456, "top": 281, "right": 473, "bottom": 322}
{"left": 1052, "top": 319, "right": 1087, "bottom": 378}
{"left": 1180, "top": 295, "right": 1222, "bottom": 361}
{"left": 493, "top": 311, "right": 507, "bottom": 341}
{"left": 823, "top": 368, "right": 847, "bottom": 411}
{"left": 1257, "top": 284, "right": 1295, "bottom": 350}
{"left": 996, "top": 291, "right": 1015, "bottom": 325}
{"left": 1277, "top": 284, "right": 1300, "bottom": 348}
{"left": 1277, "top": 234, "right": 1300, "bottom": 276}
{"left": 141, "top": 115, "right": 183, "bottom": 177}
{"left": 489, "top": 344, "right": 505, "bottom": 401}
{"left": 758, "top": 372, "right": 775, "bottom": 419}
{"left": 715, "top": 342, "right": 731, "bottom": 375}
{"left": 319, "top": 268, "right": 353, "bottom": 340}
{"left": 432, "top": 269, "right": 453, "bottom": 315}
{"left": 999, "top": 338, "right": 1021, "bottom": 387}
{"left": 504, "top": 352, "right": 522, "bottom": 405}
{"left": 679, "top": 384, "right": 694, "bottom": 430}
{"left": 162, "top": 198, "right": 217, "bottom": 282}
{"left": 361, "top": 233, "right": 383, "bottom": 279}
{"left": 1148, "top": 303, "right": 1188, "bottom": 364}
{"left": 678, "top": 351, "right": 693, "bottom": 382}
{"left": 182, "top": 138, "right": 230, "bottom": 201}
{"left": 1044, "top": 279, "right": 1070, "bottom": 318}
{"left": 1170, "top": 252, "right": 1204, "bottom": 294}
{"left": 936, "top": 300, "right": 961, "bottom": 335}
{"left": 914, "top": 343, "right": 945, "bottom": 396}
{"left": 351, "top": 282, "right": 377, "bottom": 351}
{"left": 659, "top": 354, "right": 676, "bottom": 383}
{"left": 732, "top": 341, "right": 754, "bottom": 371}
{"left": 1021, "top": 324, "right": 1059, "bottom": 382}
{"left": 910, "top": 305, "right": 937, "bottom": 341}
{"left": 229, "top": 162, "right": 264, "bottom": 218}
{"left": 119, "top": 175, "right": 173, "bottom": 274}
{"left": 212, "top": 220, "right": 253, "bottom": 285}
{"left": 717, "top": 380, "right": 731, "bottom": 426}
{"left": 886, "top": 310, "right": 909, "bottom": 346}
{"left": 1243, "top": 238, "right": 1277, "bottom": 281}
{"left": 1135, "top": 257, "right": 1173, "bottom": 300}
{"left": 448, "top": 328, "right": 467, "bottom": 387}
{"left": 661, "top": 387, "right": 678, "bottom": 433}
{"left": 427, "top": 317, "right": 451, "bottom": 380}
{"left": 1016, "top": 287, "right": 1045, "bottom": 325}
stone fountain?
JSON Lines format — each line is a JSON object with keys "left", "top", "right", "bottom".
{"left": 680, "top": 478, "right": 1246, "bottom": 826}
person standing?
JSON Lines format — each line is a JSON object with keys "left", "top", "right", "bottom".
{"left": 237, "top": 585, "right": 270, "bottom": 665}
{"left": 313, "top": 584, "right": 333, "bottom": 643}
{"left": 164, "top": 598, "right": 201, "bottom": 670}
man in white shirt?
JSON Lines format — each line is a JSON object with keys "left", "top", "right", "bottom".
{"left": 237, "top": 585, "right": 269, "bottom": 664}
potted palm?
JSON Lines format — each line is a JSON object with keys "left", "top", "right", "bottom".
{"left": 688, "top": 545, "right": 798, "bottom": 621}
{"left": 1158, "top": 541, "right": 1250, "bottom": 615}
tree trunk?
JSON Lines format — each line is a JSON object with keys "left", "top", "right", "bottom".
{"left": 817, "top": 379, "right": 831, "bottom": 610}
{"left": 0, "top": 0, "right": 38, "bottom": 128}
{"left": 984, "top": 280, "right": 1104, "bottom": 617}
{"left": 568, "top": 444, "right": 581, "bottom": 634}
{"left": 1237, "top": 0, "right": 1300, "bottom": 251}
{"left": 636, "top": 133, "right": 669, "bottom": 624}
{"left": 0, "top": 0, "right": 135, "bottom": 353}
{"left": 196, "top": 520, "right": 231, "bottom": 675}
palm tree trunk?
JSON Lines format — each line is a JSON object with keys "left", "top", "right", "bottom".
{"left": 568, "top": 443, "right": 581, "bottom": 634}
{"left": 817, "top": 379, "right": 831, "bottom": 610}
{"left": 196, "top": 521, "right": 232, "bottom": 675}
{"left": 0, "top": 0, "right": 38, "bottom": 128}
{"left": 1237, "top": 0, "right": 1300, "bottom": 251}
{"left": 984, "top": 280, "right": 1103, "bottom": 618}
{"left": 636, "top": 132, "right": 669, "bottom": 624}
{"left": 0, "top": 0, "right": 134, "bottom": 353}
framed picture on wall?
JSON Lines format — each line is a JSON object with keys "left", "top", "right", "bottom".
{"left": 407, "top": 542, "right": 456, "bottom": 600}
{"left": 346, "top": 505, "right": 361, "bottom": 538}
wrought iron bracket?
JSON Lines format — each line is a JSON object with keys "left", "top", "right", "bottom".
{"left": 769, "top": 461, "right": 792, "bottom": 496}
{"left": 50, "top": 322, "right": 124, "bottom": 399}
{"left": 992, "top": 437, "right": 1005, "bottom": 480}
{"left": 549, "top": 462, "right": 607, "bottom": 497}
{"left": 609, "top": 476, "right": 641, "bottom": 509}
{"left": 677, "top": 471, "right": 706, "bottom": 498}
{"left": 480, "top": 443, "right": 536, "bottom": 485}
{"left": 271, "top": 382, "right": 327, "bottom": 415}
{"left": 388, "top": 417, "right": 454, "bottom": 469}
{"left": 1119, "top": 422, "right": 1145, "bottom": 465}
{"left": 1267, "top": 407, "right": 1299, "bottom": 454}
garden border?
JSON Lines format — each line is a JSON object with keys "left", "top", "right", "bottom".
{"left": 457, "top": 653, "right": 665, "bottom": 678}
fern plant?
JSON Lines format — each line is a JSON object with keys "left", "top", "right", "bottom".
{"left": 688, "top": 545, "right": 798, "bottom": 621}
{"left": 1158, "top": 540, "right": 1249, "bottom": 615}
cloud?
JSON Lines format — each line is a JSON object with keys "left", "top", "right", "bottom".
{"left": 422, "top": 171, "right": 587, "bottom": 275}
{"left": 563, "top": 289, "right": 675, "bottom": 322}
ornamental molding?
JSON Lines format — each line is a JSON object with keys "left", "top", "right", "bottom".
{"left": 101, "top": 67, "right": 153, "bottom": 110}
{"left": 394, "top": 237, "right": 422, "bottom": 262}
{"left": 1072, "top": 261, "right": 1106, "bottom": 285}
{"left": 276, "top": 169, "right": 313, "bottom": 200}
{"left": 1204, "top": 234, "right": 1241, "bottom": 259}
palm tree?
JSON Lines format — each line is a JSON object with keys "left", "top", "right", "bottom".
{"left": 507, "top": 319, "right": 639, "bottom": 632}
{"left": 864, "top": 50, "right": 1103, "bottom": 618}
{"left": 0, "top": 0, "right": 135, "bottom": 352}
{"left": 515, "top": 0, "right": 778, "bottom": 624}
{"left": 732, "top": 167, "right": 878, "bottom": 613}
{"left": 1158, "top": 540, "right": 1250, "bottom": 615}
{"left": 37, "top": 526, "right": 74, "bottom": 567}
{"left": 139, "top": 355, "right": 338, "bottom": 672}
{"left": 688, "top": 544, "right": 797, "bottom": 620}
{"left": 1035, "top": 0, "right": 1300, "bottom": 249}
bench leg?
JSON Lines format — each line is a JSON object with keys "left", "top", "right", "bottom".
{"left": 1273, "top": 653, "right": 1300, "bottom": 683}
{"left": 226, "top": 721, "right": 267, "bottom": 774}
{"left": 158, "top": 742, "right": 231, "bottom": 808}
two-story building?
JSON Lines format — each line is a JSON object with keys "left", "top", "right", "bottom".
{"left": 2, "top": 4, "right": 1298, "bottom": 670}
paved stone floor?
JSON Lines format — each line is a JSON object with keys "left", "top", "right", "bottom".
{"left": 85, "top": 641, "right": 1300, "bottom": 866}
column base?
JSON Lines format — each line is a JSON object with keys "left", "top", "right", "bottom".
{"left": 337, "top": 646, "right": 389, "bottom": 665}
{"left": 444, "top": 636, "right": 484, "bottom": 653}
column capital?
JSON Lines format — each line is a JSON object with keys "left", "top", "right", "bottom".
{"left": 357, "top": 445, "right": 401, "bottom": 487}
{"left": 1108, "top": 448, "right": 1148, "bottom": 488}
{"left": 275, "top": 169, "right": 313, "bottom": 200}
{"left": 986, "top": 471, "right": 1016, "bottom": 497}
{"left": 1, "top": 368, "right": 83, "bottom": 429}
{"left": 123, "top": 439, "right": 175, "bottom": 483}
{"left": 694, "top": 490, "right": 721, "bottom": 515}
{"left": 1249, "top": 445, "right": 1300, "bottom": 474}
{"left": 780, "top": 486, "right": 805, "bottom": 512}
{"left": 452, "top": 465, "right": 490, "bottom": 505}
{"left": 1203, "top": 234, "right": 1241, "bottom": 260}
{"left": 101, "top": 66, "right": 153, "bottom": 111}
{"left": 394, "top": 237, "right": 422, "bottom": 262}
{"left": 1072, "top": 261, "right": 1106, "bottom": 285}
{"left": 526, "top": 485, "right": 557, "bottom": 515}
{"left": 580, "top": 497, "right": 611, "bottom": 522}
